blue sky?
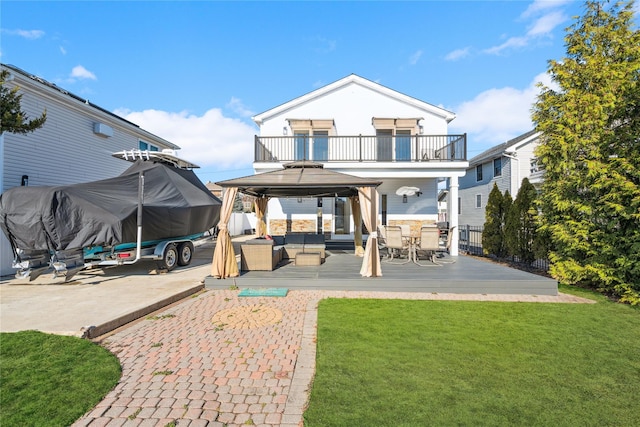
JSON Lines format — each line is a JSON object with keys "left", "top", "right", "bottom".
{"left": 3, "top": 0, "right": 635, "bottom": 183}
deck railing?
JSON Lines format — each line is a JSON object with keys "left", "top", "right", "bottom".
{"left": 254, "top": 134, "right": 467, "bottom": 163}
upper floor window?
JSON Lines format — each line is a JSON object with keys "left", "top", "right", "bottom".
{"left": 494, "top": 158, "right": 502, "bottom": 177}
{"left": 139, "top": 140, "right": 159, "bottom": 151}
{"left": 372, "top": 118, "right": 421, "bottom": 161}
{"left": 288, "top": 119, "right": 333, "bottom": 161}
{"left": 476, "top": 165, "right": 483, "bottom": 181}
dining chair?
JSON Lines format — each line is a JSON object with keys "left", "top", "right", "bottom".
{"left": 435, "top": 225, "right": 457, "bottom": 264}
{"left": 384, "top": 225, "right": 411, "bottom": 264}
{"left": 377, "top": 225, "right": 389, "bottom": 259}
{"left": 415, "top": 226, "right": 442, "bottom": 266}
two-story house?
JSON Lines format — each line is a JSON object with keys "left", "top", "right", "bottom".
{"left": 457, "top": 130, "right": 541, "bottom": 228}
{"left": 249, "top": 74, "right": 469, "bottom": 255}
{"left": 0, "top": 63, "right": 180, "bottom": 276}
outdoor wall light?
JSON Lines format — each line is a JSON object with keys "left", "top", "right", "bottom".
{"left": 283, "top": 127, "right": 288, "bottom": 135}
{"left": 419, "top": 125, "right": 424, "bottom": 134}
{"left": 402, "top": 194, "right": 408, "bottom": 203}
{"left": 297, "top": 197, "right": 302, "bottom": 203}
{"left": 416, "top": 191, "right": 422, "bottom": 197}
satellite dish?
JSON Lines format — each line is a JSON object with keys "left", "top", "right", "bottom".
{"left": 395, "top": 186, "right": 420, "bottom": 196}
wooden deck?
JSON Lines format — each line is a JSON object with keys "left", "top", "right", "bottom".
{"left": 204, "top": 241, "right": 558, "bottom": 295}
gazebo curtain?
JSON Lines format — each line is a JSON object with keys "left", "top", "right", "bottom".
{"left": 254, "top": 197, "right": 269, "bottom": 237}
{"left": 358, "top": 187, "right": 382, "bottom": 277}
{"left": 350, "top": 196, "right": 364, "bottom": 257}
{"left": 211, "top": 187, "right": 240, "bottom": 279}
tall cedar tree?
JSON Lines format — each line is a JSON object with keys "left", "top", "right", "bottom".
{"left": 1, "top": 69, "right": 47, "bottom": 134}
{"left": 531, "top": 0, "right": 640, "bottom": 304}
{"left": 506, "top": 178, "right": 538, "bottom": 264}
{"left": 482, "top": 183, "right": 507, "bottom": 257}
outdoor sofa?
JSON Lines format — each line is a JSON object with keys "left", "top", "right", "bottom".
{"left": 240, "top": 233, "right": 326, "bottom": 271}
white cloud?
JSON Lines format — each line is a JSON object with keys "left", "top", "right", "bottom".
{"left": 60, "top": 46, "right": 67, "bottom": 55}
{"left": 444, "top": 47, "right": 471, "bottom": 61}
{"left": 520, "top": 0, "right": 572, "bottom": 19}
{"left": 70, "top": 65, "right": 96, "bottom": 80}
{"left": 484, "top": 1, "right": 569, "bottom": 55}
{"left": 483, "top": 36, "right": 529, "bottom": 55}
{"left": 409, "top": 49, "right": 423, "bottom": 65}
{"left": 526, "top": 10, "right": 566, "bottom": 37}
{"left": 2, "top": 29, "right": 45, "bottom": 39}
{"left": 226, "top": 97, "right": 254, "bottom": 118}
{"left": 114, "top": 107, "right": 257, "bottom": 172}
{"left": 448, "top": 72, "right": 551, "bottom": 155}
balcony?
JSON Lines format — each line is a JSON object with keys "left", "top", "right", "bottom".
{"left": 254, "top": 134, "right": 467, "bottom": 163}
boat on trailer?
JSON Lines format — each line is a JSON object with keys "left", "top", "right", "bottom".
{"left": 0, "top": 150, "right": 221, "bottom": 281}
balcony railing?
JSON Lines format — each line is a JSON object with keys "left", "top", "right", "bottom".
{"left": 254, "top": 134, "right": 467, "bottom": 163}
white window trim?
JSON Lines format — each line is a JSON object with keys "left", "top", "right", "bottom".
{"left": 476, "top": 164, "right": 483, "bottom": 182}
{"left": 475, "top": 194, "right": 482, "bottom": 208}
{"left": 494, "top": 158, "right": 502, "bottom": 177}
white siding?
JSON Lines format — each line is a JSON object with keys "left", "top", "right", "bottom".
{"left": 458, "top": 185, "right": 492, "bottom": 227}
{"left": 261, "top": 82, "right": 449, "bottom": 137}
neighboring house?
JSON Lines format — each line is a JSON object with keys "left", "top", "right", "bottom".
{"left": 207, "top": 181, "right": 255, "bottom": 213}
{"left": 457, "top": 130, "right": 541, "bottom": 228}
{"left": 206, "top": 181, "right": 224, "bottom": 198}
{"left": 0, "top": 63, "right": 180, "bottom": 276}
{"left": 250, "top": 74, "right": 469, "bottom": 255}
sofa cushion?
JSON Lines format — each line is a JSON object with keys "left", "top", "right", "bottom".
{"left": 245, "top": 238, "right": 273, "bottom": 246}
{"left": 285, "top": 234, "right": 305, "bottom": 245}
{"left": 304, "top": 234, "right": 325, "bottom": 245}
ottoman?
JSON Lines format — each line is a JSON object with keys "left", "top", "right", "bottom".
{"left": 295, "top": 252, "right": 322, "bottom": 266}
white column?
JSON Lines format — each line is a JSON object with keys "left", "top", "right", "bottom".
{"left": 449, "top": 175, "right": 459, "bottom": 256}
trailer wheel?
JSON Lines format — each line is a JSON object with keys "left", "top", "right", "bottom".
{"left": 177, "top": 241, "right": 194, "bottom": 266}
{"left": 158, "top": 243, "right": 178, "bottom": 271}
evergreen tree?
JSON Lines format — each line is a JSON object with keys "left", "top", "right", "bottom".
{"left": 482, "top": 183, "right": 507, "bottom": 257}
{"left": 232, "top": 193, "right": 244, "bottom": 213}
{"left": 509, "top": 179, "right": 538, "bottom": 264}
{"left": 532, "top": 0, "right": 640, "bottom": 304}
{"left": 1, "top": 69, "right": 47, "bottom": 134}
{"left": 504, "top": 190, "right": 518, "bottom": 259}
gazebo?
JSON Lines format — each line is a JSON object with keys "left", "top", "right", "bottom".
{"left": 210, "top": 161, "right": 383, "bottom": 278}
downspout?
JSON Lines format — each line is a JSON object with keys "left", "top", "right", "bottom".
{"left": 503, "top": 152, "right": 519, "bottom": 195}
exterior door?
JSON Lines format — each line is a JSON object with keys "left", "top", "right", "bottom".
{"left": 376, "top": 129, "right": 393, "bottom": 161}
{"left": 396, "top": 130, "right": 411, "bottom": 161}
{"left": 334, "top": 197, "right": 351, "bottom": 235}
{"left": 313, "top": 131, "right": 328, "bottom": 161}
{"left": 294, "top": 131, "right": 309, "bottom": 160}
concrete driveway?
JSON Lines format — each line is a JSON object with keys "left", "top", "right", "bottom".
{"left": 0, "top": 241, "right": 218, "bottom": 337}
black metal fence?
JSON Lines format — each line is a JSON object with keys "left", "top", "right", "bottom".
{"left": 457, "top": 224, "right": 550, "bottom": 271}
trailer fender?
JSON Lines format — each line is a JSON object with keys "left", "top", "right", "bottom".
{"left": 154, "top": 240, "right": 179, "bottom": 258}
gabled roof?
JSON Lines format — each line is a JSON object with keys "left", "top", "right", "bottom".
{"left": 468, "top": 130, "right": 540, "bottom": 167}
{"left": 252, "top": 74, "right": 456, "bottom": 125}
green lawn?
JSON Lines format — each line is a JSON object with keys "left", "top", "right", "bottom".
{"left": 0, "top": 330, "right": 121, "bottom": 426}
{"left": 304, "top": 287, "right": 640, "bottom": 426}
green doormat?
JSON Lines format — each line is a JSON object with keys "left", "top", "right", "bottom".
{"left": 238, "top": 288, "right": 289, "bottom": 297}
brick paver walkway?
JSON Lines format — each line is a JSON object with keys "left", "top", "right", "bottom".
{"left": 72, "top": 289, "right": 593, "bottom": 427}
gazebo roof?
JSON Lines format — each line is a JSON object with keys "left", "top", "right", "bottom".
{"left": 216, "top": 161, "right": 382, "bottom": 198}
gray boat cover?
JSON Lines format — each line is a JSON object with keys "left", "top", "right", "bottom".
{"left": 0, "top": 160, "right": 221, "bottom": 252}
